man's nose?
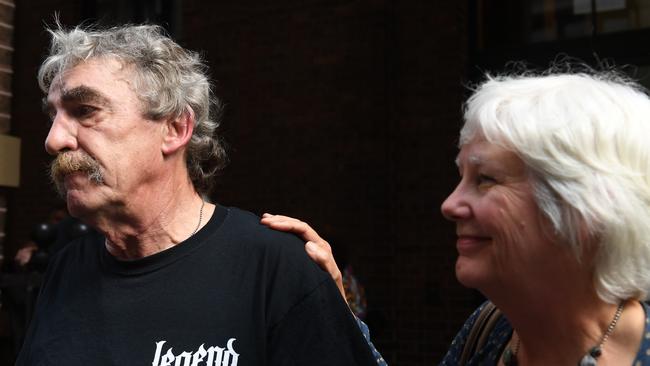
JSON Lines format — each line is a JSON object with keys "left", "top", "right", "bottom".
{"left": 44, "top": 114, "right": 77, "bottom": 155}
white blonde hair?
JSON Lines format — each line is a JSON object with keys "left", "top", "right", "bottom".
{"left": 461, "top": 71, "right": 650, "bottom": 303}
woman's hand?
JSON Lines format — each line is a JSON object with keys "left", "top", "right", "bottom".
{"left": 260, "top": 213, "right": 346, "bottom": 302}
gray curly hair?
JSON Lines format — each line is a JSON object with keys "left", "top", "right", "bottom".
{"left": 38, "top": 23, "right": 227, "bottom": 195}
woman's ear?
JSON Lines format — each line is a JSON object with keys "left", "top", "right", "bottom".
{"left": 162, "top": 107, "right": 195, "bottom": 155}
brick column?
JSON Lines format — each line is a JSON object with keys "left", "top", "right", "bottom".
{"left": 0, "top": 0, "right": 14, "bottom": 264}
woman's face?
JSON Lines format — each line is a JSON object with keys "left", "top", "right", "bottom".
{"left": 441, "top": 136, "right": 559, "bottom": 291}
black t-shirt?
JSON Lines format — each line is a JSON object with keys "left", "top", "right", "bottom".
{"left": 17, "top": 205, "right": 377, "bottom": 365}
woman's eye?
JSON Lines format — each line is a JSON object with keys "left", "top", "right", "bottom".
{"left": 477, "top": 174, "right": 497, "bottom": 188}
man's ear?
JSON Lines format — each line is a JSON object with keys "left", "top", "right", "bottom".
{"left": 161, "top": 107, "right": 195, "bottom": 155}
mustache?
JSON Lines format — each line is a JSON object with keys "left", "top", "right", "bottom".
{"left": 50, "top": 151, "right": 104, "bottom": 195}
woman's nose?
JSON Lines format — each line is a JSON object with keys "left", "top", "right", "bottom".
{"left": 441, "top": 183, "right": 471, "bottom": 221}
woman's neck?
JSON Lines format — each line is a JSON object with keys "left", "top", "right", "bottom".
{"left": 491, "top": 287, "right": 644, "bottom": 366}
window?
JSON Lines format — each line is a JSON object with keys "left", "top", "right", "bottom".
{"left": 469, "top": 0, "right": 650, "bottom": 87}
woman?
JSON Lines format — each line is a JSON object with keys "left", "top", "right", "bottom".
{"left": 262, "top": 70, "right": 650, "bottom": 365}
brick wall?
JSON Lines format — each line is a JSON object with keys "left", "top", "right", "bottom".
{"left": 183, "top": 1, "right": 474, "bottom": 364}
{"left": 0, "top": 0, "right": 14, "bottom": 266}
{"left": 9, "top": 2, "right": 476, "bottom": 364}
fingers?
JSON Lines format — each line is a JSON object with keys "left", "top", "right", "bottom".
{"left": 305, "top": 241, "right": 346, "bottom": 301}
{"left": 260, "top": 213, "right": 322, "bottom": 243}
{"left": 305, "top": 241, "right": 334, "bottom": 269}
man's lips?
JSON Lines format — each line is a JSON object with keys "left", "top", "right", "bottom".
{"left": 63, "top": 171, "right": 90, "bottom": 189}
{"left": 456, "top": 235, "right": 491, "bottom": 255}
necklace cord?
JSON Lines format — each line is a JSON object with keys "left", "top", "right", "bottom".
{"left": 502, "top": 301, "right": 625, "bottom": 366}
{"left": 191, "top": 200, "right": 205, "bottom": 236}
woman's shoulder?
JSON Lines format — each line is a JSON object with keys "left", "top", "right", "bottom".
{"left": 439, "top": 301, "right": 512, "bottom": 365}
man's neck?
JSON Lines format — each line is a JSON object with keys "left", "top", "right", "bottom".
{"left": 93, "top": 179, "right": 213, "bottom": 260}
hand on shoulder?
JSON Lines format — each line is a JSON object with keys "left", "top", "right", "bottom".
{"left": 260, "top": 213, "right": 346, "bottom": 302}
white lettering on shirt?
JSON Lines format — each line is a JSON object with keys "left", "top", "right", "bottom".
{"left": 151, "top": 338, "right": 239, "bottom": 366}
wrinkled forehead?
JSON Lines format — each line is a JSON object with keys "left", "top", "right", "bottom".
{"left": 47, "top": 56, "right": 134, "bottom": 96}
{"left": 44, "top": 57, "right": 142, "bottom": 115}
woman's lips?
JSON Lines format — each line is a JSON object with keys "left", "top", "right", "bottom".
{"left": 456, "top": 235, "right": 491, "bottom": 255}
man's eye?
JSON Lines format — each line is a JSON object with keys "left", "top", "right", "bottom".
{"left": 70, "top": 105, "right": 97, "bottom": 118}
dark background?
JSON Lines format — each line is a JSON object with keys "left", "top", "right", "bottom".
{"left": 3, "top": 1, "right": 650, "bottom": 364}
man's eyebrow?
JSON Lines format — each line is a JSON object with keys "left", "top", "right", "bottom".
{"left": 60, "top": 85, "right": 112, "bottom": 108}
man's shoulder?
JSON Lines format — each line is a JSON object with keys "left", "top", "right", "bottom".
{"left": 219, "top": 205, "right": 327, "bottom": 282}
{"left": 221, "top": 206, "right": 307, "bottom": 253}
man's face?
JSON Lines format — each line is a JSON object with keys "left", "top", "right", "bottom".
{"left": 44, "top": 58, "right": 165, "bottom": 218}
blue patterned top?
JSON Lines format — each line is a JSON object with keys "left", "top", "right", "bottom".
{"left": 439, "top": 301, "right": 650, "bottom": 365}
{"left": 357, "top": 317, "right": 388, "bottom": 366}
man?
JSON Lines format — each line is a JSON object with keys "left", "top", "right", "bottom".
{"left": 16, "top": 23, "right": 377, "bottom": 365}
